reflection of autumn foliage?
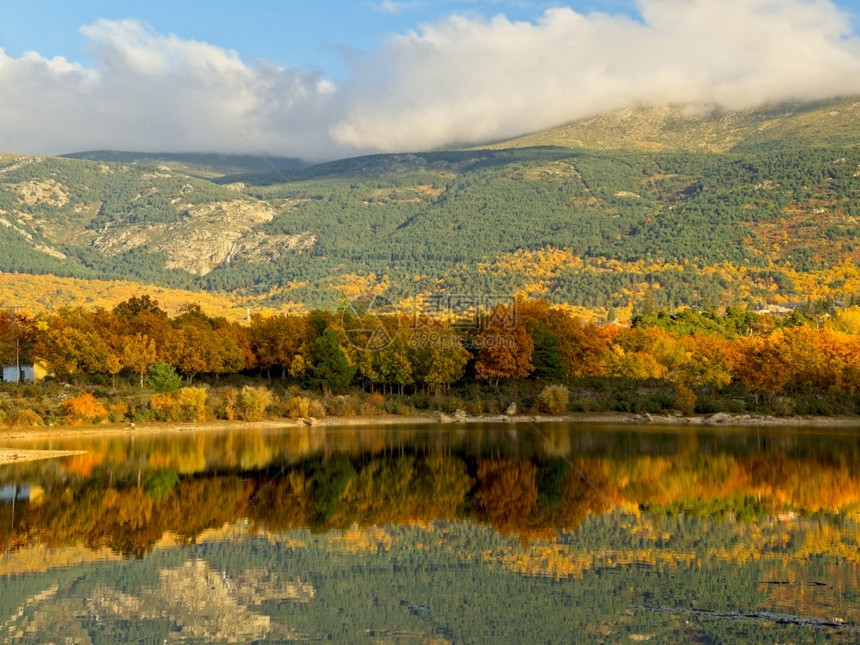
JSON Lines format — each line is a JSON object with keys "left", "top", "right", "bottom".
{"left": 161, "top": 478, "right": 255, "bottom": 543}
{"left": 63, "top": 451, "right": 106, "bottom": 477}
{"left": 542, "top": 462, "right": 611, "bottom": 531}
{"left": 486, "top": 544, "right": 699, "bottom": 580}
{"left": 474, "top": 459, "right": 538, "bottom": 532}
{"left": 246, "top": 472, "right": 314, "bottom": 531}
{"left": 8, "top": 475, "right": 254, "bottom": 558}
{"left": 4, "top": 435, "right": 860, "bottom": 558}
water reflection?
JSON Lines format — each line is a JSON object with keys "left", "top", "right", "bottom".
{"left": 0, "top": 423, "right": 858, "bottom": 643}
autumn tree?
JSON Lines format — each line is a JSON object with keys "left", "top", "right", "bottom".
{"left": 37, "top": 322, "right": 112, "bottom": 382}
{"left": 162, "top": 309, "right": 246, "bottom": 382}
{"left": 113, "top": 295, "right": 170, "bottom": 347}
{"left": 520, "top": 300, "right": 610, "bottom": 377}
{"left": 161, "top": 325, "right": 215, "bottom": 383}
{"left": 248, "top": 313, "right": 306, "bottom": 378}
{"left": 409, "top": 330, "right": 471, "bottom": 395}
{"left": 602, "top": 345, "right": 666, "bottom": 380}
{"left": 473, "top": 304, "right": 534, "bottom": 385}
{"left": 731, "top": 331, "right": 792, "bottom": 399}
{"left": 123, "top": 333, "right": 158, "bottom": 387}
{"left": 374, "top": 336, "right": 414, "bottom": 394}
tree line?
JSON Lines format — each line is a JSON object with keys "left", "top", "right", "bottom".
{"left": 4, "top": 295, "right": 860, "bottom": 408}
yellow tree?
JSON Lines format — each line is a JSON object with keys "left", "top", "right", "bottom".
{"left": 122, "top": 334, "right": 158, "bottom": 387}
{"left": 162, "top": 325, "right": 217, "bottom": 383}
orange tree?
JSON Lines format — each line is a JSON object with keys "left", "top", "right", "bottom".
{"left": 472, "top": 303, "right": 534, "bottom": 385}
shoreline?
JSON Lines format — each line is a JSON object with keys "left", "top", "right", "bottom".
{"left": 0, "top": 449, "right": 87, "bottom": 465}
{"left": 1, "top": 410, "right": 858, "bottom": 444}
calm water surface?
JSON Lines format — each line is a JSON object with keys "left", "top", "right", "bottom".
{"left": 0, "top": 422, "right": 858, "bottom": 643}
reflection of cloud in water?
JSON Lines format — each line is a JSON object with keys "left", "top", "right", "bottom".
{"left": 6, "top": 560, "right": 312, "bottom": 644}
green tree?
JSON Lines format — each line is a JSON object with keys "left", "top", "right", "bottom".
{"left": 531, "top": 323, "right": 566, "bottom": 381}
{"left": 146, "top": 360, "right": 182, "bottom": 392}
{"left": 311, "top": 329, "right": 356, "bottom": 391}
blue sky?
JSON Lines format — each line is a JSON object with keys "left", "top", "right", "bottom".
{"left": 1, "top": 1, "right": 858, "bottom": 158}
{"left": 1, "top": 1, "right": 646, "bottom": 75}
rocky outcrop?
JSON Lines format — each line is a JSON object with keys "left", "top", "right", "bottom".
{"left": 92, "top": 199, "right": 315, "bottom": 275}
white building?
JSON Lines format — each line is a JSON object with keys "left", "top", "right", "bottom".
{"left": 1, "top": 364, "right": 46, "bottom": 383}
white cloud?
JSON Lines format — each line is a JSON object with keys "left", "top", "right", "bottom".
{"left": 369, "top": 1, "right": 422, "bottom": 15}
{"left": 0, "top": 1, "right": 859, "bottom": 159}
{"left": 331, "top": 0, "right": 860, "bottom": 151}
{"left": 0, "top": 19, "right": 343, "bottom": 160}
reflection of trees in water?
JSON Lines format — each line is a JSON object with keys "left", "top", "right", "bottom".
{"left": 0, "top": 425, "right": 858, "bottom": 559}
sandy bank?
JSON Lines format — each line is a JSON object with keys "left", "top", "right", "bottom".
{"left": 0, "top": 449, "right": 87, "bottom": 465}
{"left": 0, "top": 410, "right": 857, "bottom": 445}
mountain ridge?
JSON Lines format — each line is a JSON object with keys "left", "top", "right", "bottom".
{"left": 1, "top": 95, "right": 858, "bottom": 317}
{"left": 482, "top": 96, "right": 860, "bottom": 153}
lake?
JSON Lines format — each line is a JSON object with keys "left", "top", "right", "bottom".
{"left": 0, "top": 421, "right": 858, "bottom": 643}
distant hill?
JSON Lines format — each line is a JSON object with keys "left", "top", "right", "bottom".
{"left": 2, "top": 96, "right": 859, "bottom": 317}
{"left": 485, "top": 96, "right": 860, "bottom": 153}
{"left": 62, "top": 150, "right": 306, "bottom": 179}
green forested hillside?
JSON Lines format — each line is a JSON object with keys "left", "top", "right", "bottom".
{"left": 62, "top": 150, "right": 306, "bottom": 179}
{"left": 1, "top": 97, "right": 858, "bottom": 314}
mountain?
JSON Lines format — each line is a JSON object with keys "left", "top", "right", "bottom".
{"left": 485, "top": 96, "right": 860, "bottom": 153}
{"left": 61, "top": 151, "right": 306, "bottom": 179}
{"left": 1, "top": 96, "right": 858, "bottom": 317}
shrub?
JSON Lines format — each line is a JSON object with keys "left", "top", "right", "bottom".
{"left": 236, "top": 386, "right": 273, "bottom": 421}
{"left": 673, "top": 385, "right": 697, "bottom": 416}
{"left": 325, "top": 395, "right": 359, "bottom": 417}
{"left": 440, "top": 397, "right": 466, "bottom": 414}
{"left": 538, "top": 385, "right": 570, "bottom": 415}
{"left": 308, "top": 399, "right": 326, "bottom": 418}
{"left": 108, "top": 403, "right": 129, "bottom": 423}
{"left": 131, "top": 405, "right": 155, "bottom": 423}
{"left": 358, "top": 393, "right": 386, "bottom": 416}
{"left": 465, "top": 397, "right": 485, "bottom": 415}
{"left": 212, "top": 387, "right": 239, "bottom": 420}
{"left": 146, "top": 361, "right": 182, "bottom": 393}
{"left": 5, "top": 408, "right": 44, "bottom": 428}
{"left": 393, "top": 404, "right": 414, "bottom": 416}
{"left": 175, "top": 387, "right": 208, "bottom": 421}
{"left": 283, "top": 395, "right": 311, "bottom": 419}
{"left": 149, "top": 387, "right": 208, "bottom": 422}
{"left": 771, "top": 396, "right": 796, "bottom": 417}
{"left": 149, "top": 392, "right": 177, "bottom": 421}
{"left": 62, "top": 393, "right": 109, "bottom": 425}
{"left": 358, "top": 402, "right": 382, "bottom": 416}
{"left": 283, "top": 396, "right": 326, "bottom": 419}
